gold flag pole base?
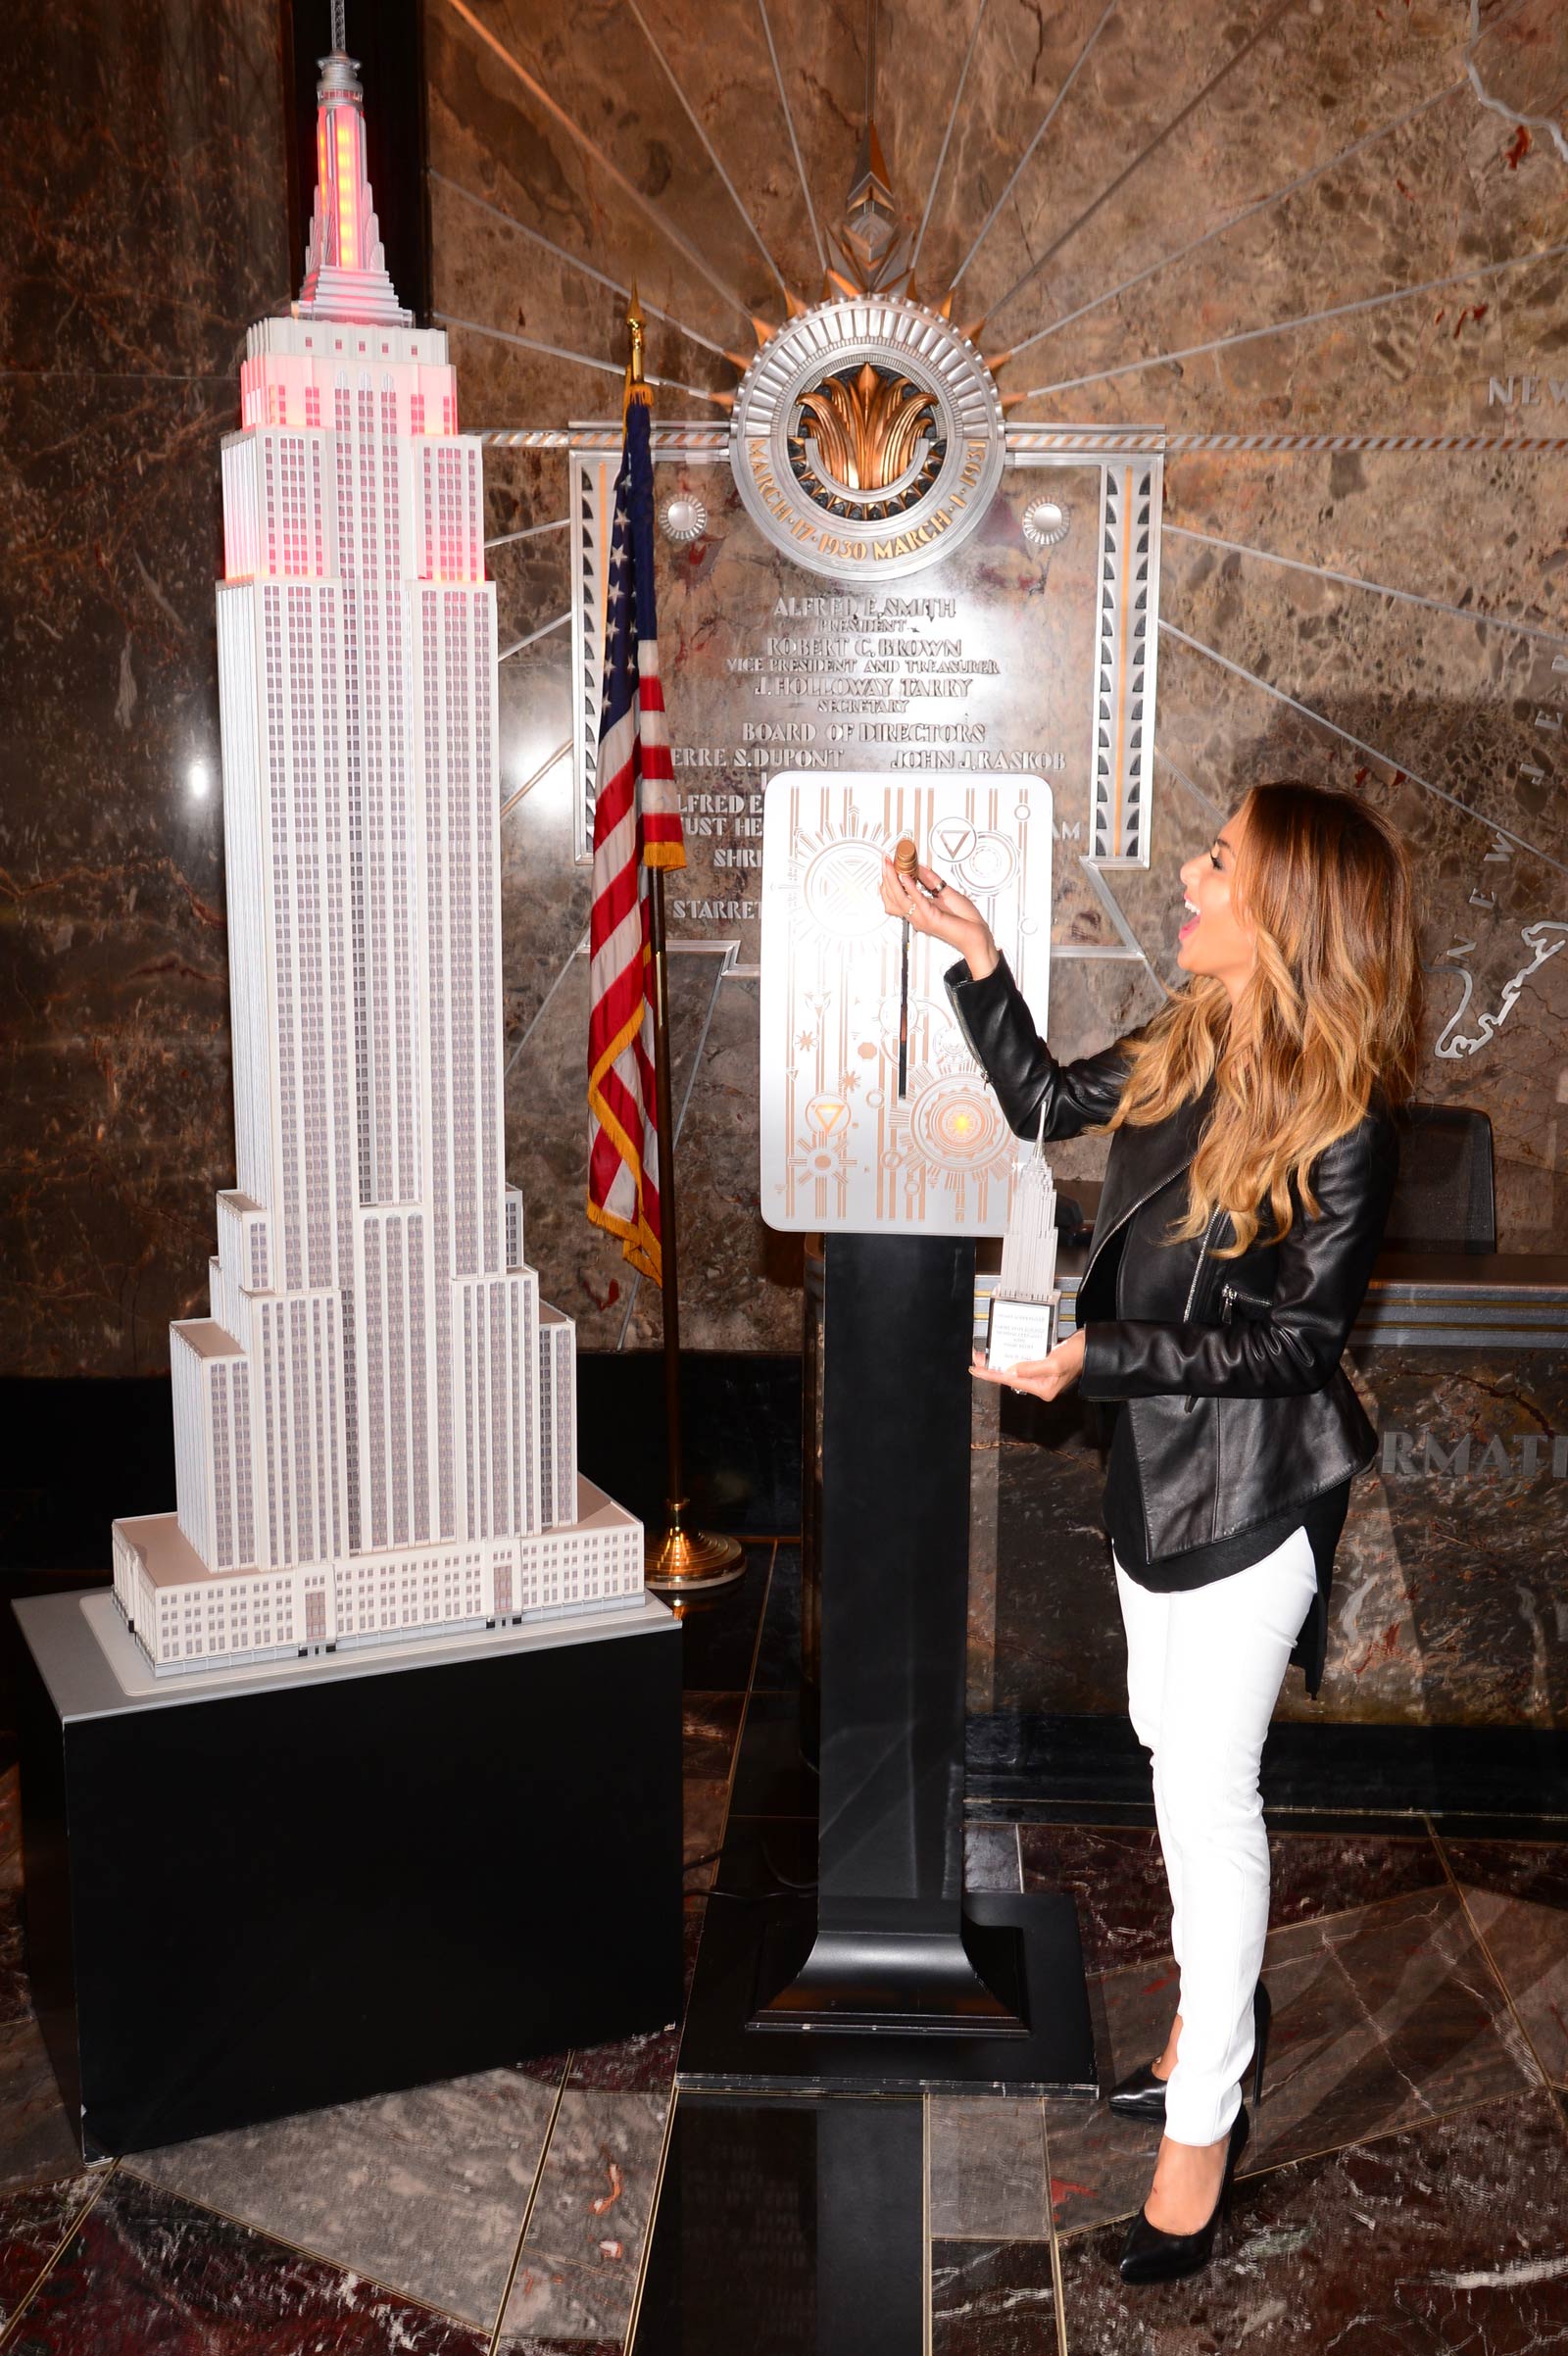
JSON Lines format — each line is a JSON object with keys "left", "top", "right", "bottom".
{"left": 645, "top": 1498, "right": 747, "bottom": 1592}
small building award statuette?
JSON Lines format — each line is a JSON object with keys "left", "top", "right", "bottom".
{"left": 986, "top": 1120, "right": 1060, "bottom": 1370}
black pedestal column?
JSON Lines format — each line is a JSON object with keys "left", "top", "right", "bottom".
{"left": 678, "top": 1234, "right": 1097, "bottom": 2093}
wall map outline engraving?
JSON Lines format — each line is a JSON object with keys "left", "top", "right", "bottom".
{"left": 1436, "top": 920, "right": 1568, "bottom": 1059}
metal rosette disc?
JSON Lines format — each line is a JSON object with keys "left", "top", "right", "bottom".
{"left": 1021, "top": 495, "right": 1071, "bottom": 549}
{"left": 659, "top": 491, "right": 709, "bottom": 544}
{"left": 728, "top": 296, "right": 1006, "bottom": 584}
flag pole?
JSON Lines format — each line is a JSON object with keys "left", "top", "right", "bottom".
{"left": 626, "top": 297, "right": 745, "bottom": 1595}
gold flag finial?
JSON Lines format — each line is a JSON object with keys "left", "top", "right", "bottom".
{"left": 624, "top": 285, "right": 650, "bottom": 417}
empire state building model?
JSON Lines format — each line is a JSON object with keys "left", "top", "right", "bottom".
{"left": 112, "top": 29, "right": 642, "bottom": 1672}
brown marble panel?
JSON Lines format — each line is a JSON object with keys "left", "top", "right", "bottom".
{"left": 1, "top": 0, "right": 285, "bottom": 1379}
{"left": 1162, "top": 444, "right": 1568, "bottom": 635}
{"left": 1042, "top": 1881, "right": 1539, "bottom": 2235}
{"left": 1327, "top": 1348, "right": 1568, "bottom": 1728}
{"left": 985, "top": 1337, "right": 1568, "bottom": 1728}
{"left": 1469, "top": 0, "right": 1568, "bottom": 165}
{"left": 0, "top": 2173, "right": 104, "bottom": 2332}
{"left": 1144, "top": 626, "right": 1568, "bottom": 1252}
{"left": 1055, "top": 2086, "right": 1568, "bottom": 2351}
{"left": 618, "top": 0, "right": 858, "bottom": 312}
{"left": 932, "top": 3, "right": 1314, "bottom": 347}
{"left": 0, "top": 1887, "right": 29, "bottom": 2030}
{"left": 1017, "top": 1822, "right": 1449, "bottom": 1971}
{"left": 1016, "top": 54, "right": 1567, "bottom": 416}
{"left": 1, "top": 4, "right": 288, "bottom": 380}
{"left": 502, "top": 933, "right": 754, "bottom": 1344}
{"left": 993, "top": 4, "right": 1476, "bottom": 363}
{"left": 125, "top": 2068, "right": 562, "bottom": 2328}
{"left": 1052, "top": 13, "right": 1475, "bottom": 310}
{"left": 928, "top": 2096, "right": 1051, "bottom": 2240}
{"left": 0, "top": 366, "right": 245, "bottom": 1376}
{"left": 0, "top": 1767, "right": 20, "bottom": 1893}
{"left": 425, "top": 0, "right": 767, "bottom": 358}
{"left": 931, "top": 2236, "right": 1056, "bottom": 2356}
{"left": 11, "top": 2169, "right": 491, "bottom": 2354}
{"left": 1159, "top": 539, "right": 1568, "bottom": 871}
{"left": 496, "top": 2086, "right": 669, "bottom": 2347}
{"left": 1444, "top": 1837, "right": 1568, "bottom": 2085}
{"left": 1007, "top": 54, "right": 1568, "bottom": 442}
{"left": 871, "top": 0, "right": 1130, "bottom": 314}
{"left": 0, "top": 2018, "right": 98, "bottom": 2195}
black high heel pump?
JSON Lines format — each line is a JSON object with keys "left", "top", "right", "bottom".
{"left": 1118, "top": 2101, "right": 1250, "bottom": 2284}
{"left": 1106, "top": 1979, "right": 1271, "bottom": 2122}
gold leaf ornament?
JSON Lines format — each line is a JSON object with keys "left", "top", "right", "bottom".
{"left": 797, "top": 363, "right": 937, "bottom": 494}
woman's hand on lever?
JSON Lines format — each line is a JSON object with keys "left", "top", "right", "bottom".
{"left": 971, "top": 1327, "right": 1086, "bottom": 1401}
{"left": 879, "top": 853, "right": 1000, "bottom": 980}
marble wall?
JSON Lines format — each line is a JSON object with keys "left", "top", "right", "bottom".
{"left": 1, "top": 0, "right": 289, "bottom": 1374}
{"left": 5, "top": 0, "right": 1568, "bottom": 1372}
{"left": 430, "top": 0, "right": 1568, "bottom": 1354}
{"left": 971, "top": 1344, "right": 1568, "bottom": 1731}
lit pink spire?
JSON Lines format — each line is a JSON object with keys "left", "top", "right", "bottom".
{"left": 296, "top": 6, "right": 411, "bottom": 327}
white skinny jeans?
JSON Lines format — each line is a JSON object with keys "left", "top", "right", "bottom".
{"left": 1112, "top": 1526, "right": 1320, "bottom": 2146}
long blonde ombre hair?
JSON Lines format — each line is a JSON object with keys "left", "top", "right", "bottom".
{"left": 1100, "top": 781, "right": 1422, "bottom": 1260}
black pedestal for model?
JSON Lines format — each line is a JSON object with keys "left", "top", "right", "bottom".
{"left": 15, "top": 1591, "right": 683, "bottom": 2156}
{"left": 679, "top": 1235, "right": 1097, "bottom": 2093}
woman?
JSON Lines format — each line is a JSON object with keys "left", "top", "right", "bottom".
{"left": 879, "top": 780, "right": 1420, "bottom": 2283}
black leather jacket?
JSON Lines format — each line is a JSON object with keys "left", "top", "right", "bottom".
{"left": 946, "top": 954, "right": 1400, "bottom": 1564}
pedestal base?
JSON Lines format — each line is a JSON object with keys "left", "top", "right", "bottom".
{"left": 680, "top": 1873, "right": 1097, "bottom": 2095}
{"left": 752, "top": 1900, "right": 1031, "bottom": 2036}
{"left": 15, "top": 1587, "right": 683, "bottom": 2156}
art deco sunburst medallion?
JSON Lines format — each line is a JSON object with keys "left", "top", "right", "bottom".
{"left": 729, "top": 129, "right": 1005, "bottom": 583}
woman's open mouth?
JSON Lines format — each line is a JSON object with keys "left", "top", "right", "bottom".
{"left": 1179, "top": 899, "right": 1200, "bottom": 941}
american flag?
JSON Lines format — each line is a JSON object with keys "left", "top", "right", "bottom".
{"left": 586, "top": 388, "right": 685, "bottom": 1282}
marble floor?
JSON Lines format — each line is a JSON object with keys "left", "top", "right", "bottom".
{"left": 1, "top": 1546, "right": 1567, "bottom": 2351}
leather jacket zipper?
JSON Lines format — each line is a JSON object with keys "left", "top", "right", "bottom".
{"left": 1182, "top": 1208, "right": 1225, "bottom": 1414}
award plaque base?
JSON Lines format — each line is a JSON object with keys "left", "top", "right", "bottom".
{"left": 985, "top": 1291, "right": 1058, "bottom": 1371}
{"left": 677, "top": 1234, "right": 1097, "bottom": 2098}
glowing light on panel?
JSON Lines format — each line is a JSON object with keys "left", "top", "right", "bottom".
{"left": 333, "top": 112, "right": 360, "bottom": 271}
{"left": 187, "top": 760, "right": 211, "bottom": 800}
{"left": 294, "top": 33, "right": 409, "bottom": 330}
